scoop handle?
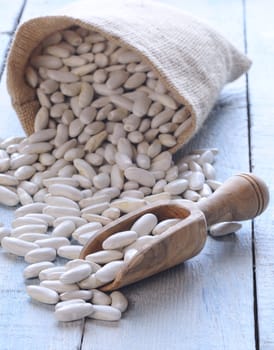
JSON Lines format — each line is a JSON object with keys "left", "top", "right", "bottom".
{"left": 197, "top": 173, "right": 269, "bottom": 226}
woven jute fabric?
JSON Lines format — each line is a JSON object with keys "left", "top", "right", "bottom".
{"left": 6, "top": 0, "right": 251, "bottom": 153}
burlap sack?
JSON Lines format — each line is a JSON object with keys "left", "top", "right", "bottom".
{"left": 6, "top": 0, "right": 251, "bottom": 153}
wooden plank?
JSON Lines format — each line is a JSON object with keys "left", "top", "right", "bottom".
{"left": 0, "top": 70, "right": 24, "bottom": 138}
{"left": 0, "top": 0, "right": 25, "bottom": 33}
{"left": 0, "top": 70, "right": 84, "bottom": 350}
{"left": 20, "top": 0, "right": 73, "bottom": 22}
{"left": 0, "top": 256, "right": 84, "bottom": 350}
{"left": 0, "top": 35, "right": 10, "bottom": 76}
{"left": 80, "top": 1, "right": 255, "bottom": 348}
{"left": 245, "top": 1, "right": 274, "bottom": 349}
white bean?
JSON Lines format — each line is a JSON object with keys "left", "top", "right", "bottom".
{"left": 26, "top": 285, "right": 59, "bottom": 305}
{"left": 18, "top": 233, "right": 49, "bottom": 242}
{"left": 111, "top": 198, "right": 146, "bottom": 213}
{"left": 130, "top": 213, "right": 158, "bottom": 236}
{"left": 85, "top": 250, "right": 123, "bottom": 264}
{"left": 110, "top": 165, "right": 124, "bottom": 190}
{"left": 88, "top": 305, "right": 121, "bottom": 321}
{"left": 110, "top": 291, "right": 128, "bottom": 312}
{"left": 1, "top": 237, "right": 39, "bottom": 256}
{"left": 39, "top": 266, "right": 67, "bottom": 281}
{"left": 10, "top": 154, "right": 38, "bottom": 170}
{"left": 188, "top": 171, "right": 205, "bottom": 191}
{"left": 47, "top": 69, "right": 79, "bottom": 83}
{"left": 40, "top": 280, "right": 79, "bottom": 293}
{"left": 197, "top": 150, "right": 215, "bottom": 164}
{"left": 48, "top": 184, "right": 83, "bottom": 201}
{"left": 107, "top": 70, "right": 129, "bottom": 89}
{"left": 78, "top": 274, "right": 104, "bottom": 289}
{"left": 152, "top": 218, "right": 181, "bottom": 235}
{"left": 203, "top": 162, "right": 216, "bottom": 180}
{"left": 55, "top": 303, "right": 94, "bottom": 322}
{"left": 0, "top": 186, "right": 19, "bottom": 206}
{"left": 102, "top": 230, "right": 138, "bottom": 250}
{"left": 0, "top": 158, "right": 10, "bottom": 172}
{"left": 183, "top": 189, "right": 201, "bottom": 202}
{"left": 0, "top": 227, "right": 11, "bottom": 243}
{"left": 81, "top": 202, "right": 109, "bottom": 216}
{"left": 151, "top": 151, "right": 172, "bottom": 171}
{"left": 164, "top": 179, "right": 188, "bottom": 195}
{"left": 25, "top": 247, "right": 56, "bottom": 263}
{"left": 53, "top": 216, "right": 87, "bottom": 228}
{"left": 43, "top": 205, "right": 80, "bottom": 218}
{"left": 124, "top": 235, "right": 156, "bottom": 252}
{"left": 199, "top": 183, "right": 212, "bottom": 197}
{"left": 35, "top": 237, "right": 70, "bottom": 249}
{"left": 59, "top": 263, "right": 92, "bottom": 284}
{"left": 55, "top": 299, "right": 86, "bottom": 311}
{"left": 80, "top": 212, "right": 108, "bottom": 228}
{"left": 206, "top": 179, "right": 222, "bottom": 191}
{"left": 23, "top": 261, "right": 55, "bottom": 279}
{"left": 91, "top": 289, "right": 111, "bottom": 305}
{"left": 45, "top": 196, "right": 79, "bottom": 209}
{"left": 60, "top": 290, "right": 93, "bottom": 301}
{"left": 152, "top": 179, "right": 167, "bottom": 194}
{"left": 93, "top": 173, "right": 110, "bottom": 189}
{"left": 72, "top": 63, "right": 97, "bottom": 76}
{"left": 124, "top": 167, "right": 155, "bottom": 187}
{"left": 52, "top": 220, "right": 75, "bottom": 238}
{"left": 31, "top": 55, "right": 63, "bottom": 69}
{"left": 20, "top": 142, "right": 53, "bottom": 154}
{"left": 0, "top": 174, "right": 18, "bottom": 185}
{"left": 73, "top": 222, "right": 102, "bottom": 236}
{"left": 209, "top": 222, "right": 242, "bottom": 237}
{"left": 12, "top": 224, "right": 47, "bottom": 237}
{"left": 95, "top": 261, "right": 125, "bottom": 284}
{"left": 41, "top": 177, "right": 66, "bottom": 191}
{"left": 145, "top": 192, "right": 171, "bottom": 203}
{"left": 136, "top": 153, "right": 150, "bottom": 169}
{"left": 57, "top": 245, "right": 82, "bottom": 260}
{"left": 26, "top": 213, "right": 54, "bottom": 226}
{"left": 65, "top": 259, "right": 100, "bottom": 272}
{"left": 124, "top": 248, "right": 138, "bottom": 263}
{"left": 120, "top": 190, "right": 144, "bottom": 199}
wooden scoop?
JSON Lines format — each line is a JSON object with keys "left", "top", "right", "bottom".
{"left": 80, "top": 173, "right": 269, "bottom": 291}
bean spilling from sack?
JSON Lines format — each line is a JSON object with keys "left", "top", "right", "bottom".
{"left": 0, "top": 26, "right": 242, "bottom": 323}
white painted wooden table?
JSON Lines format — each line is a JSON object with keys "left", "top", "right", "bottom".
{"left": 0, "top": 1, "right": 273, "bottom": 349}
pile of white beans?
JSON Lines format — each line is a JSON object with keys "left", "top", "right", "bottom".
{"left": 25, "top": 213, "right": 181, "bottom": 322}
{"left": 0, "top": 26, "right": 242, "bottom": 323}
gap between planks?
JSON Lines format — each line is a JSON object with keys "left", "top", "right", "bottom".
{"left": 242, "top": 0, "right": 260, "bottom": 349}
